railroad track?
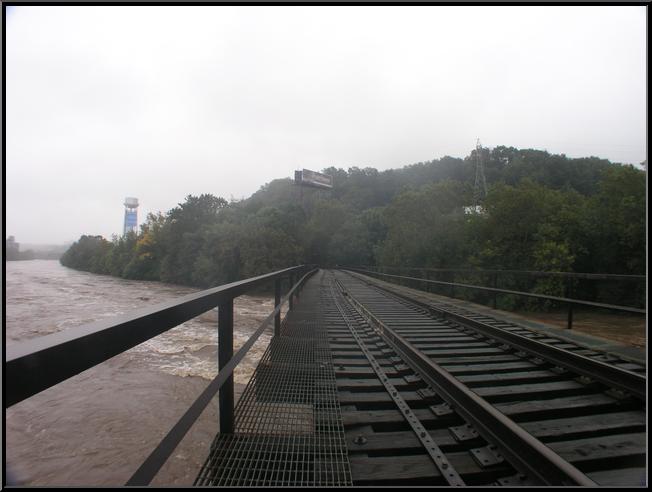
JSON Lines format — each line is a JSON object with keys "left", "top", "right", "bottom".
{"left": 327, "top": 269, "right": 646, "bottom": 486}
{"left": 346, "top": 270, "right": 646, "bottom": 376}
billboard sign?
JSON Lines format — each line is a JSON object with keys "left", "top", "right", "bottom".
{"left": 296, "top": 169, "right": 333, "bottom": 189}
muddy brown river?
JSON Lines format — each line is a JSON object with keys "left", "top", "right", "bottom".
{"left": 4, "top": 260, "right": 279, "bottom": 485}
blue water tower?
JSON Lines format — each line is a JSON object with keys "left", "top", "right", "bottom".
{"left": 123, "top": 197, "right": 139, "bottom": 235}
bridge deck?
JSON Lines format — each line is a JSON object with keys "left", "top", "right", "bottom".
{"left": 196, "top": 270, "right": 646, "bottom": 487}
{"left": 195, "top": 270, "right": 352, "bottom": 486}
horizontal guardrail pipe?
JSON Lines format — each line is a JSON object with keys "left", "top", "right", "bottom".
{"left": 350, "top": 265, "right": 646, "bottom": 281}
{"left": 346, "top": 269, "right": 646, "bottom": 315}
{"left": 5, "top": 265, "right": 313, "bottom": 408}
{"left": 126, "top": 267, "right": 318, "bottom": 486}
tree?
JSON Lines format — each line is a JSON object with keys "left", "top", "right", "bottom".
{"left": 378, "top": 180, "right": 470, "bottom": 268}
{"left": 159, "top": 194, "right": 228, "bottom": 285}
{"left": 123, "top": 212, "right": 166, "bottom": 280}
{"left": 60, "top": 144, "right": 644, "bottom": 308}
{"left": 582, "top": 164, "right": 646, "bottom": 274}
{"left": 60, "top": 235, "right": 113, "bottom": 274}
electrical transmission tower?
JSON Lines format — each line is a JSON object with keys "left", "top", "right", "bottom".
{"left": 473, "top": 139, "right": 488, "bottom": 207}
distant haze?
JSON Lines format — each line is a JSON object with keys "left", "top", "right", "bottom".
{"left": 5, "top": 6, "right": 646, "bottom": 244}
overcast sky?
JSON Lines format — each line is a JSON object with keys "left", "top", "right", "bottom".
{"left": 4, "top": 6, "right": 646, "bottom": 245}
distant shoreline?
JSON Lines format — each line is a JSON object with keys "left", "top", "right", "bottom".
{"left": 6, "top": 255, "right": 62, "bottom": 261}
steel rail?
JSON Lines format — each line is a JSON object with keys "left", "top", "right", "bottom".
{"left": 329, "top": 279, "right": 465, "bottom": 486}
{"left": 347, "top": 269, "right": 646, "bottom": 314}
{"left": 347, "top": 270, "right": 646, "bottom": 401}
{"left": 5, "top": 265, "right": 312, "bottom": 408}
{"left": 337, "top": 277, "right": 597, "bottom": 486}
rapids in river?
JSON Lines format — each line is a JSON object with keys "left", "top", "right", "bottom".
{"left": 5, "top": 260, "right": 279, "bottom": 485}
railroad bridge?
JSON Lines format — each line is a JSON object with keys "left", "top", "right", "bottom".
{"left": 5, "top": 267, "right": 647, "bottom": 486}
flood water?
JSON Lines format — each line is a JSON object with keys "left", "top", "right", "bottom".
{"left": 4, "top": 260, "right": 279, "bottom": 486}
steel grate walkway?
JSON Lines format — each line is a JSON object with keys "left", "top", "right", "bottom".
{"left": 194, "top": 272, "right": 352, "bottom": 486}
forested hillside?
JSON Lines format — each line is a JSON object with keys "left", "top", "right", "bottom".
{"left": 61, "top": 146, "right": 646, "bottom": 293}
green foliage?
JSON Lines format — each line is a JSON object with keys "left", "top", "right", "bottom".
{"left": 60, "top": 235, "right": 113, "bottom": 274}
{"left": 468, "top": 180, "right": 584, "bottom": 271}
{"left": 190, "top": 222, "right": 243, "bottom": 288}
{"left": 122, "top": 212, "right": 166, "bottom": 280}
{"left": 378, "top": 180, "right": 470, "bottom": 268}
{"left": 582, "top": 165, "right": 646, "bottom": 274}
{"left": 60, "top": 147, "right": 645, "bottom": 301}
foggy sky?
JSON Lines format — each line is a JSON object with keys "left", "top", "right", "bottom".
{"left": 4, "top": 6, "right": 647, "bottom": 244}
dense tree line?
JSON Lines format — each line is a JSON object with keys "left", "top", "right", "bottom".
{"left": 61, "top": 146, "right": 645, "bottom": 305}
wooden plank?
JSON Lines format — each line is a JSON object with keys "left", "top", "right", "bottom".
{"left": 331, "top": 357, "right": 393, "bottom": 367}
{"left": 396, "top": 330, "right": 465, "bottom": 336}
{"left": 338, "top": 390, "right": 424, "bottom": 405}
{"left": 412, "top": 342, "right": 491, "bottom": 349}
{"left": 473, "top": 380, "right": 591, "bottom": 402}
{"left": 586, "top": 467, "right": 647, "bottom": 486}
{"left": 350, "top": 455, "right": 442, "bottom": 483}
{"left": 386, "top": 322, "right": 444, "bottom": 327}
{"left": 331, "top": 341, "right": 383, "bottom": 357}
{"left": 343, "top": 413, "right": 645, "bottom": 454}
{"left": 496, "top": 394, "right": 638, "bottom": 422}
{"left": 330, "top": 349, "right": 389, "bottom": 357}
{"left": 344, "top": 428, "right": 462, "bottom": 452}
{"left": 426, "top": 355, "right": 520, "bottom": 365}
{"left": 613, "top": 362, "right": 647, "bottom": 371}
{"left": 335, "top": 367, "right": 400, "bottom": 378}
{"left": 342, "top": 394, "right": 632, "bottom": 426}
{"left": 456, "top": 370, "right": 560, "bottom": 385}
{"left": 442, "top": 361, "right": 536, "bottom": 374}
{"left": 521, "top": 411, "right": 646, "bottom": 441}
{"left": 330, "top": 343, "right": 371, "bottom": 350}
{"left": 336, "top": 377, "right": 414, "bottom": 391}
{"left": 550, "top": 433, "right": 646, "bottom": 468}
{"left": 422, "top": 347, "right": 508, "bottom": 357}
{"left": 349, "top": 452, "right": 512, "bottom": 484}
{"left": 392, "top": 323, "right": 467, "bottom": 330}
{"left": 330, "top": 352, "right": 380, "bottom": 359}
{"left": 403, "top": 334, "right": 476, "bottom": 340}
{"left": 342, "top": 408, "right": 447, "bottom": 427}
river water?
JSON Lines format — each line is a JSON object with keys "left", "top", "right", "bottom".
{"left": 4, "top": 260, "right": 280, "bottom": 486}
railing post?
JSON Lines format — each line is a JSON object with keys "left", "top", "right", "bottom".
{"left": 566, "top": 277, "right": 574, "bottom": 330}
{"left": 289, "top": 273, "right": 295, "bottom": 310}
{"left": 218, "top": 298, "right": 234, "bottom": 434}
{"left": 274, "top": 278, "right": 281, "bottom": 336}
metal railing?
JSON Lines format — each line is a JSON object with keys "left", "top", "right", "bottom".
{"left": 355, "top": 265, "right": 646, "bottom": 281}
{"left": 5, "top": 264, "right": 317, "bottom": 485}
{"left": 346, "top": 268, "right": 645, "bottom": 330}
{"left": 350, "top": 265, "right": 646, "bottom": 308}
